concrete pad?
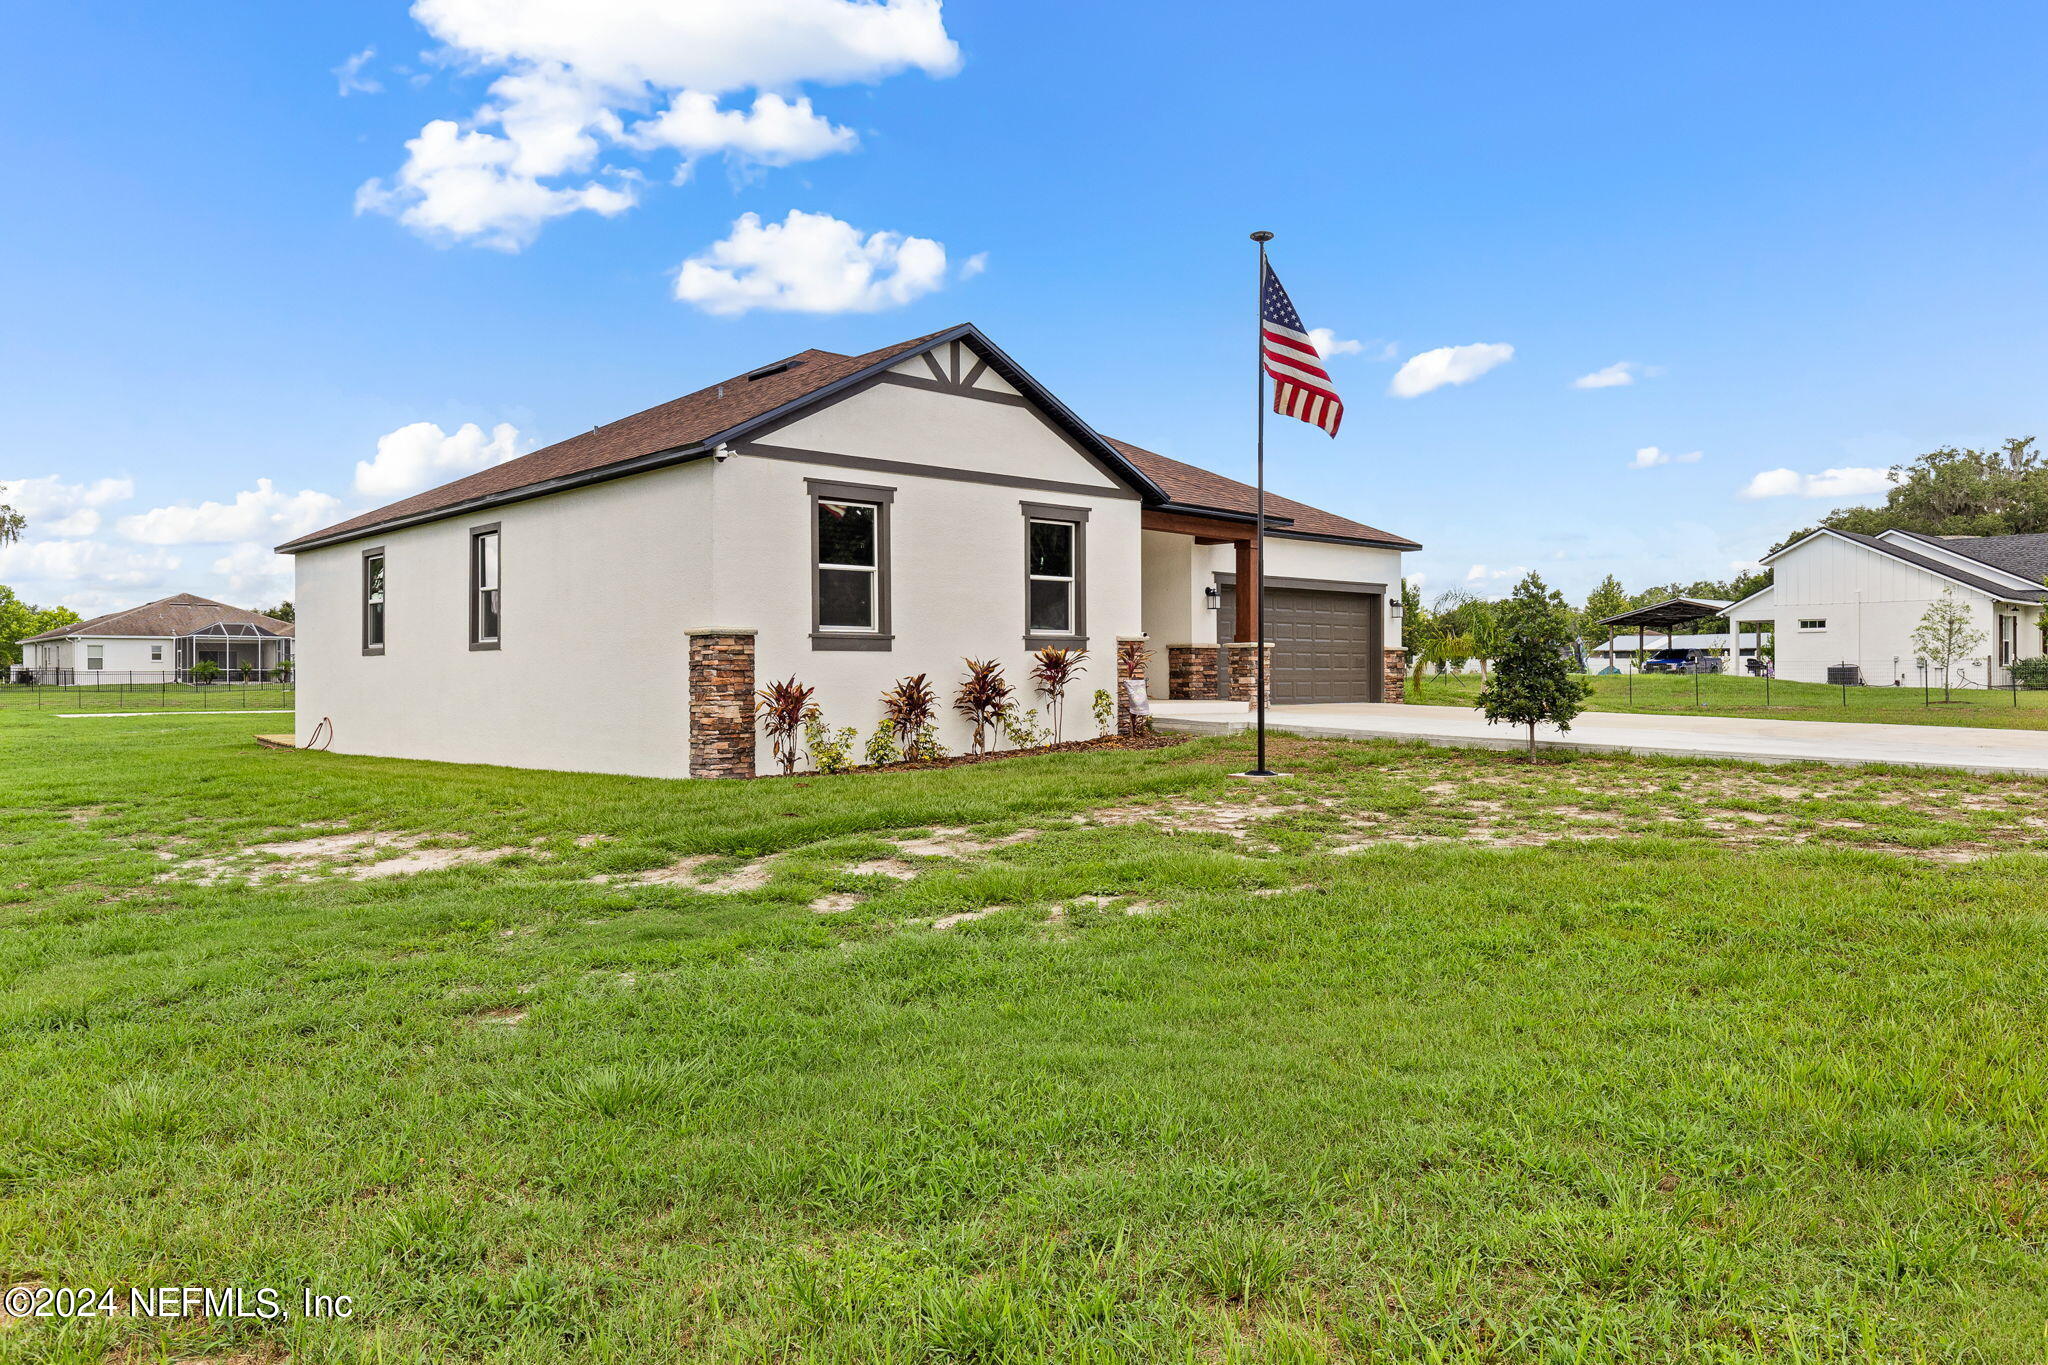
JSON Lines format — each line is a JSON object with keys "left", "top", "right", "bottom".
{"left": 1151, "top": 700, "right": 2048, "bottom": 778}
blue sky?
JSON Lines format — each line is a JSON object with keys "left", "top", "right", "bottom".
{"left": 6, "top": 1, "right": 2047, "bottom": 614}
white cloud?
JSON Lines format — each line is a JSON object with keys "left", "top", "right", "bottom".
{"left": 335, "top": 47, "right": 381, "bottom": 96}
{"left": 361, "top": 0, "right": 959, "bottom": 249}
{"left": 117, "top": 480, "right": 343, "bottom": 545}
{"left": 0, "top": 538, "right": 180, "bottom": 589}
{"left": 1738, "top": 466, "right": 1895, "bottom": 500}
{"left": 1465, "top": 563, "right": 1529, "bottom": 583}
{"left": 2, "top": 474, "right": 134, "bottom": 538}
{"left": 211, "top": 543, "right": 295, "bottom": 597}
{"left": 673, "top": 210, "right": 949, "bottom": 316}
{"left": 1629, "top": 446, "right": 1703, "bottom": 469}
{"left": 1388, "top": 343, "right": 1514, "bottom": 398}
{"left": 958, "top": 251, "right": 988, "bottom": 280}
{"left": 1308, "top": 328, "right": 1362, "bottom": 358}
{"left": 1573, "top": 361, "right": 1641, "bottom": 389}
{"left": 355, "top": 421, "right": 527, "bottom": 499}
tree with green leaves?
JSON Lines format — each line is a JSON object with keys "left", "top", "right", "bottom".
{"left": 0, "top": 484, "right": 24, "bottom": 547}
{"left": 1582, "top": 574, "right": 1629, "bottom": 645}
{"left": 1477, "top": 572, "right": 1591, "bottom": 757}
{"left": 264, "top": 601, "right": 295, "bottom": 623}
{"left": 0, "top": 586, "right": 79, "bottom": 668}
{"left": 1771, "top": 437, "right": 2048, "bottom": 549}
{"left": 1911, "top": 589, "right": 1987, "bottom": 702}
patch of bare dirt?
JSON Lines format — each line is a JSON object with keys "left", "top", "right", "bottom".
{"left": 161, "top": 831, "right": 526, "bottom": 885}
{"left": 932, "top": 905, "right": 1009, "bottom": 930}
{"left": 891, "top": 827, "right": 1039, "bottom": 858}
{"left": 467, "top": 1007, "right": 526, "bottom": 1027}
{"left": 591, "top": 853, "right": 776, "bottom": 892}
{"left": 847, "top": 858, "right": 919, "bottom": 880}
{"left": 810, "top": 893, "right": 865, "bottom": 914}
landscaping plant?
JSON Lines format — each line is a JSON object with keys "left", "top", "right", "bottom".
{"left": 952, "top": 658, "right": 1012, "bottom": 755}
{"left": 862, "top": 722, "right": 899, "bottom": 767}
{"left": 1912, "top": 587, "right": 1987, "bottom": 701}
{"left": 1029, "top": 646, "right": 1086, "bottom": 741}
{"left": 189, "top": 660, "right": 221, "bottom": 684}
{"left": 996, "top": 702, "right": 1048, "bottom": 748}
{"left": 1091, "top": 687, "right": 1115, "bottom": 737}
{"left": 881, "top": 674, "right": 939, "bottom": 759}
{"left": 1476, "top": 571, "right": 1591, "bottom": 757}
{"left": 801, "top": 709, "right": 859, "bottom": 773}
{"left": 756, "top": 677, "right": 817, "bottom": 776}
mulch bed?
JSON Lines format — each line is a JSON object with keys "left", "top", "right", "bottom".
{"left": 766, "top": 730, "right": 1191, "bottom": 780}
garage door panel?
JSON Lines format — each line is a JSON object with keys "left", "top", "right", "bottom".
{"left": 1218, "top": 584, "right": 1382, "bottom": 703}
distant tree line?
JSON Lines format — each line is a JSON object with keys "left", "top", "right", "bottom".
{"left": 1776, "top": 436, "right": 2048, "bottom": 549}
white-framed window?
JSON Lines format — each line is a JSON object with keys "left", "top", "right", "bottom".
{"left": 816, "top": 500, "right": 881, "bottom": 631}
{"left": 362, "top": 548, "right": 386, "bottom": 655}
{"left": 87, "top": 644, "right": 104, "bottom": 670}
{"left": 1798, "top": 618, "right": 1827, "bottom": 631}
{"left": 1027, "top": 520, "right": 1076, "bottom": 634}
{"left": 469, "top": 526, "right": 501, "bottom": 650}
{"left": 150, "top": 644, "right": 163, "bottom": 661}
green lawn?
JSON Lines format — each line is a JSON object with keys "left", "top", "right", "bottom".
{"left": 1409, "top": 669, "right": 2048, "bottom": 730}
{"left": 0, "top": 680, "right": 294, "bottom": 713}
{"left": 6, "top": 711, "right": 2048, "bottom": 1362}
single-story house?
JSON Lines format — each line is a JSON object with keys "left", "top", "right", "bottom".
{"left": 14, "top": 593, "right": 294, "bottom": 685}
{"left": 1728, "top": 528, "right": 2048, "bottom": 685}
{"left": 277, "top": 323, "right": 1420, "bottom": 778}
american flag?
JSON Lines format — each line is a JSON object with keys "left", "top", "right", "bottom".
{"left": 1260, "top": 261, "right": 1343, "bottom": 437}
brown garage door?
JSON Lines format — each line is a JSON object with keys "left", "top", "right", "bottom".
{"left": 1219, "top": 583, "right": 1383, "bottom": 703}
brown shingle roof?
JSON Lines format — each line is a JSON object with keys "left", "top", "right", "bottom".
{"left": 22, "top": 593, "right": 294, "bottom": 643}
{"left": 276, "top": 323, "right": 1416, "bottom": 554}
{"left": 278, "top": 329, "right": 962, "bottom": 553}
{"left": 1106, "top": 438, "right": 1420, "bottom": 549}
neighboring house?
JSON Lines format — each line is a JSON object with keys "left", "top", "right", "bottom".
{"left": 1587, "top": 632, "right": 1764, "bottom": 673}
{"left": 1728, "top": 529, "right": 2048, "bottom": 685}
{"left": 277, "top": 323, "right": 1419, "bottom": 779}
{"left": 14, "top": 593, "right": 294, "bottom": 685}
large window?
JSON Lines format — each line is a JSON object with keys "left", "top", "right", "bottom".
{"left": 362, "top": 548, "right": 386, "bottom": 655}
{"left": 470, "top": 525, "right": 501, "bottom": 650}
{"left": 1021, "top": 502, "right": 1088, "bottom": 646}
{"left": 809, "top": 480, "right": 892, "bottom": 650}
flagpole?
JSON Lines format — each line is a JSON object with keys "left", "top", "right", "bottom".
{"left": 1248, "top": 229, "right": 1275, "bottom": 776}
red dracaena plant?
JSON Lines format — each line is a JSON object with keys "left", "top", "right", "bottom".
{"left": 1029, "top": 647, "right": 1088, "bottom": 742}
{"left": 952, "top": 658, "right": 1013, "bottom": 755}
{"left": 881, "top": 673, "right": 940, "bottom": 756}
{"left": 756, "top": 677, "right": 817, "bottom": 776}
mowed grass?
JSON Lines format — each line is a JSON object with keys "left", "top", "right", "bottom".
{"left": 0, "top": 681, "right": 294, "bottom": 713}
{"left": 5, "top": 712, "right": 2048, "bottom": 1363}
{"left": 1411, "top": 670, "right": 2048, "bottom": 731}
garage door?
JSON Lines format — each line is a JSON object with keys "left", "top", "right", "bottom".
{"left": 1218, "top": 584, "right": 1383, "bottom": 703}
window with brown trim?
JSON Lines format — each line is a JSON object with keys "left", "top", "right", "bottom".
{"left": 809, "top": 480, "right": 893, "bottom": 651}
{"left": 1020, "top": 502, "right": 1088, "bottom": 648}
{"left": 469, "top": 526, "right": 501, "bottom": 650}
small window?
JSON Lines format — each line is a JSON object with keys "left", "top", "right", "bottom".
{"left": 470, "top": 526, "right": 501, "bottom": 649}
{"left": 1020, "top": 503, "right": 1088, "bottom": 645}
{"left": 87, "top": 644, "right": 104, "bottom": 671}
{"left": 363, "top": 549, "right": 386, "bottom": 655}
{"left": 1798, "top": 618, "right": 1827, "bottom": 631}
{"left": 817, "top": 501, "right": 879, "bottom": 630}
{"left": 1027, "top": 521, "right": 1076, "bottom": 633}
{"left": 150, "top": 645, "right": 163, "bottom": 661}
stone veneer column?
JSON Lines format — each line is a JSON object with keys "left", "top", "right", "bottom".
{"left": 1222, "top": 641, "right": 1275, "bottom": 703}
{"left": 686, "top": 628, "right": 757, "bottom": 779}
{"left": 1165, "top": 645, "right": 1220, "bottom": 700}
{"left": 1382, "top": 648, "right": 1409, "bottom": 704}
{"left": 1114, "top": 636, "right": 1150, "bottom": 736}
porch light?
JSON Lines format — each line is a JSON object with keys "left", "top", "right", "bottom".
{"left": 1204, "top": 586, "right": 1220, "bottom": 610}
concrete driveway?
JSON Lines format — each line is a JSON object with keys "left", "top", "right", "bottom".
{"left": 1150, "top": 699, "right": 2048, "bottom": 777}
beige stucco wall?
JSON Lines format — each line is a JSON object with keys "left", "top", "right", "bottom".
{"left": 294, "top": 463, "right": 713, "bottom": 776}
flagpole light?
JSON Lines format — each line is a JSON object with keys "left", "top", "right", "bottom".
{"left": 1250, "top": 230, "right": 1274, "bottom": 243}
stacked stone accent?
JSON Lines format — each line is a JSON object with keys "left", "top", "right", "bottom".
{"left": 1114, "top": 636, "right": 1150, "bottom": 736}
{"left": 687, "top": 628, "right": 757, "bottom": 779}
{"left": 1166, "top": 645, "right": 1220, "bottom": 700}
{"left": 1382, "top": 648, "right": 1409, "bottom": 704}
{"left": 1223, "top": 641, "right": 1275, "bottom": 704}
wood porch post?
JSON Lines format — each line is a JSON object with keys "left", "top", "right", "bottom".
{"left": 1233, "top": 537, "right": 1260, "bottom": 642}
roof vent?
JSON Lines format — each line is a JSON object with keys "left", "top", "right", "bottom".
{"left": 745, "top": 359, "right": 802, "bottom": 381}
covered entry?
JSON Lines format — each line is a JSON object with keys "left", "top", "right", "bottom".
{"left": 1218, "top": 575, "right": 1386, "bottom": 703}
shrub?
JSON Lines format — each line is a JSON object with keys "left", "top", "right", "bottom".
{"left": 802, "top": 709, "right": 858, "bottom": 773}
{"left": 863, "top": 724, "right": 900, "bottom": 767}
{"left": 881, "top": 674, "right": 939, "bottom": 757}
{"left": 273, "top": 659, "right": 293, "bottom": 681}
{"left": 953, "top": 659, "right": 1012, "bottom": 755}
{"left": 1029, "top": 647, "right": 1087, "bottom": 742}
{"left": 2011, "top": 657, "right": 2048, "bottom": 690}
{"left": 996, "top": 703, "right": 1048, "bottom": 749}
{"left": 1091, "top": 687, "right": 1115, "bottom": 737}
{"left": 756, "top": 677, "right": 817, "bottom": 776}
{"left": 190, "top": 661, "right": 221, "bottom": 684}
{"left": 906, "top": 721, "right": 947, "bottom": 763}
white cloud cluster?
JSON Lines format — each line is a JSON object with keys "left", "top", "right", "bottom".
{"left": 211, "top": 543, "right": 296, "bottom": 597}
{"left": 358, "top": 0, "right": 958, "bottom": 250}
{"left": 1308, "top": 328, "right": 1362, "bottom": 359}
{"left": 0, "top": 537, "right": 180, "bottom": 589}
{"left": 354, "top": 421, "right": 527, "bottom": 498}
{"left": 1738, "top": 467, "right": 1895, "bottom": 500}
{"left": 674, "top": 210, "right": 949, "bottom": 316}
{"left": 1465, "top": 563, "right": 1530, "bottom": 583}
{"left": 1629, "top": 446, "right": 1702, "bottom": 469}
{"left": 1388, "top": 343, "right": 1514, "bottom": 398}
{"left": 1, "top": 474, "right": 134, "bottom": 537}
{"left": 117, "top": 479, "right": 342, "bottom": 546}
{"left": 334, "top": 47, "right": 381, "bottom": 96}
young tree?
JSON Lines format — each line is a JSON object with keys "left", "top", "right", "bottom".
{"left": 1477, "top": 572, "right": 1592, "bottom": 757}
{"left": 1465, "top": 599, "right": 1502, "bottom": 678}
{"left": 1582, "top": 574, "right": 1629, "bottom": 649}
{"left": 1911, "top": 589, "right": 1987, "bottom": 702}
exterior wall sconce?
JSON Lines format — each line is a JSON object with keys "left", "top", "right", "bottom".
{"left": 1389, "top": 601, "right": 1403, "bottom": 618}
{"left": 1203, "top": 586, "right": 1220, "bottom": 610}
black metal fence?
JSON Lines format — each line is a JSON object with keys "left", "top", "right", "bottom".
{"left": 4, "top": 677, "right": 296, "bottom": 712}
{"left": 8, "top": 666, "right": 291, "bottom": 687}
